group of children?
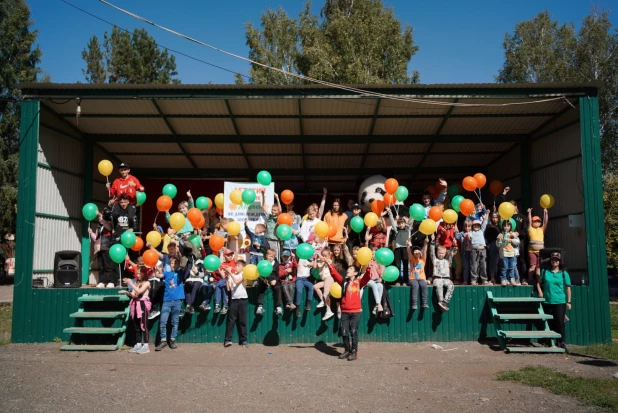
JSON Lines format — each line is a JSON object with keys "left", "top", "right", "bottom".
{"left": 89, "top": 164, "right": 551, "bottom": 359}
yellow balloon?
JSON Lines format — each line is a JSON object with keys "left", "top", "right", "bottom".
{"left": 230, "top": 189, "right": 243, "bottom": 206}
{"left": 364, "top": 212, "right": 379, "bottom": 228}
{"left": 227, "top": 221, "right": 240, "bottom": 236}
{"left": 329, "top": 282, "right": 342, "bottom": 299}
{"left": 540, "top": 194, "right": 552, "bottom": 209}
{"left": 548, "top": 194, "right": 555, "bottom": 208}
{"left": 357, "top": 247, "right": 373, "bottom": 266}
{"left": 215, "top": 193, "right": 224, "bottom": 209}
{"left": 498, "top": 202, "right": 514, "bottom": 220}
{"left": 169, "top": 212, "right": 186, "bottom": 232}
{"left": 146, "top": 231, "right": 162, "bottom": 248}
{"left": 443, "top": 209, "right": 458, "bottom": 224}
{"left": 314, "top": 221, "right": 329, "bottom": 238}
{"left": 419, "top": 219, "right": 437, "bottom": 235}
{"left": 243, "top": 264, "right": 259, "bottom": 281}
{"left": 97, "top": 160, "right": 113, "bottom": 177}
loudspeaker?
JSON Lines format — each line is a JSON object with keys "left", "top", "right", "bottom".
{"left": 53, "top": 250, "right": 82, "bottom": 288}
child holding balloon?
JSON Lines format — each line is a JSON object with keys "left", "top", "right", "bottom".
{"left": 224, "top": 259, "right": 248, "bottom": 348}
{"left": 256, "top": 249, "right": 283, "bottom": 316}
{"left": 527, "top": 207, "right": 549, "bottom": 283}
{"left": 244, "top": 219, "right": 267, "bottom": 265}
{"left": 387, "top": 209, "right": 411, "bottom": 285}
{"left": 406, "top": 238, "right": 429, "bottom": 310}
{"left": 497, "top": 219, "right": 521, "bottom": 286}
{"left": 166, "top": 191, "right": 194, "bottom": 236}
{"left": 314, "top": 249, "right": 336, "bottom": 320}
{"left": 278, "top": 251, "right": 298, "bottom": 311}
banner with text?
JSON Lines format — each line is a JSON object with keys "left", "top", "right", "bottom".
{"left": 223, "top": 181, "right": 275, "bottom": 230}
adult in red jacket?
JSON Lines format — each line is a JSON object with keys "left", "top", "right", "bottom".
{"left": 329, "top": 262, "right": 370, "bottom": 361}
{"left": 107, "top": 163, "right": 144, "bottom": 204}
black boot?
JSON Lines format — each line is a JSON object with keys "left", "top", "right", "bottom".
{"left": 339, "top": 336, "right": 350, "bottom": 359}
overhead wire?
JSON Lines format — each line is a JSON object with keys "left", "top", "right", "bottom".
{"left": 97, "top": 0, "right": 571, "bottom": 108}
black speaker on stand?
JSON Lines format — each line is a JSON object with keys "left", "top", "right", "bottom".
{"left": 53, "top": 250, "right": 82, "bottom": 288}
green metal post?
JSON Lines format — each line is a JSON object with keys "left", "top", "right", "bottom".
{"left": 12, "top": 100, "right": 40, "bottom": 343}
{"left": 520, "top": 137, "right": 531, "bottom": 211}
{"left": 81, "top": 141, "right": 93, "bottom": 284}
{"left": 579, "top": 96, "right": 611, "bottom": 343}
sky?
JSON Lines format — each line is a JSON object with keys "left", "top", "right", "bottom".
{"left": 27, "top": 0, "right": 617, "bottom": 85}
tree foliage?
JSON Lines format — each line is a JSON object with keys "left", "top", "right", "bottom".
{"left": 604, "top": 173, "right": 618, "bottom": 267}
{"left": 0, "top": 0, "right": 42, "bottom": 234}
{"left": 236, "top": 0, "right": 419, "bottom": 85}
{"left": 82, "top": 26, "right": 180, "bottom": 84}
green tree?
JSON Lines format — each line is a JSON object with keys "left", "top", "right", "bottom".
{"left": 0, "top": 0, "right": 42, "bottom": 234}
{"left": 82, "top": 27, "right": 180, "bottom": 84}
{"left": 236, "top": 0, "right": 419, "bottom": 85}
{"left": 498, "top": 9, "right": 618, "bottom": 265}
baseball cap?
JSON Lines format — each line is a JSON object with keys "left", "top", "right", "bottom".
{"left": 282, "top": 250, "right": 291, "bottom": 257}
{"left": 223, "top": 248, "right": 234, "bottom": 255}
{"left": 532, "top": 216, "right": 542, "bottom": 222}
{"left": 118, "top": 162, "right": 130, "bottom": 169}
{"left": 352, "top": 203, "right": 361, "bottom": 210}
{"left": 551, "top": 252, "right": 562, "bottom": 260}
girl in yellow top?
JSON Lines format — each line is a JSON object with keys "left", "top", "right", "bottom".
{"left": 406, "top": 237, "right": 429, "bottom": 310}
{"left": 527, "top": 207, "right": 548, "bottom": 282}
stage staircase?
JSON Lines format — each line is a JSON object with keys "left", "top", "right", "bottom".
{"left": 487, "top": 291, "right": 564, "bottom": 353}
{"left": 60, "top": 294, "right": 130, "bottom": 351}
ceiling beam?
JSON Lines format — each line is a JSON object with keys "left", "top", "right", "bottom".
{"left": 151, "top": 100, "right": 198, "bottom": 169}
{"left": 88, "top": 134, "right": 527, "bottom": 144}
{"left": 108, "top": 150, "right": 505, "bottom": 157}
{"left": 359, "top": 98, "right": 382, "bottom": 172}
{"left": 225, "top": 99, "right": 252, "bottom": 172}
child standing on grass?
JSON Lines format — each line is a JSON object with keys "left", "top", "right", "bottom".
{"left": 155, "top": 257, "right": 184, "bottom": 351}
{"left": 124, "top": 266, "right": 151, "bottom": 354}
{"left": 328, "top": 261, "right": 371, "bottom": 361}
{"left": 497, "top": 219, "right": 521, "bottom": 286}
{"left": 407, "top": 238, "right": 429, "bottom": 310}
{"left": 224, "top": 260, "right": 249, "bottom": 348}
{"left": 429, "top": 236, "right": 454, "bottom": 312}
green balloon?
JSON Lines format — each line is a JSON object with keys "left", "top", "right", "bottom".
{"left": 204, "top": 255, "right": 221, "bottom": 272}
{"left": 311, "top": 267, "right": 321, "bottom": 280}
{"left": 82, "top": 203, "right": 98, "bottom": 221}
{"left": 409, "top": 203, "right": 425, "bottom": 222}
{"left": 242, "top": 189, "right": 257, "bottom": 205}
{"left": 451, "top": 195, "right": 464, "bottom": 213}
{"left": 136, "top": 191, "right": 146, "bottom": 206}
{"left": 394, "top": 186, "right": 409, "bottom": 202}
{"left": 257, "top": 260, "right": 273, "bottom": 277}
{"left": 109, "top": 244, "right": 127, "bottom": 264}
{"left": 162, "top": 184, "right": 177, "bottom": 199}
{"left": 375, "top": 247, "right": 394, "bottom": 266}
{"left": 296, "top": 243, "right": 315, "bottom": 260}
{"left": 257, "top": 170, "right": 272, "bottom": 186}
{"left": 276, "top": 224, "right": 292, "bottom": 241}
{"left": 188, "top": 234, "right": 201, "bottom": 249}
{"left": 447, "top": 184, "right": 460, "bottom": 199}
{"left": 120, "top": 231, "right": 136, "bottom": 248}
{"left": 196, "top": 196, "right": 210, "bottom": 210}
{"left": 350, "top": 216, "right": 365, "bottom": 233}
{"left": 382, "top": 266, "right": 399, "bottom": 283}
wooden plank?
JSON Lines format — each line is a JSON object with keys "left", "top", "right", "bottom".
{"left": 495, "top": 314, "right": 553, "bottom": 321}
{"left": 506, "top": 346, "right": 565, "bottom": 353}
{"left": 63, "top": 327, "right": 125, "bottom": 334}
{"left": 61, "top": 344, "right": 119, "bottom": 351}
{"left": 78, "top": 295, "right": 130, "bottom": 302}
{"left": 500, "top": 330, "right": 561, "bottom": 339}
{"left": 490, "top": 297, "right": 545, "bottom": 303}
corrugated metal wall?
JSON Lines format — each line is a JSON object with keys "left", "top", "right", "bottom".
{"left": 22, "top": 286, "right": 599, "bottom": 346}
{"left": 487, "top": 144, "right": 521, "bottom": 201}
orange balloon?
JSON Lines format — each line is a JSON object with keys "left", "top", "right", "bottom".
{"left": 384, "top": 178, "right": 399, "bottom": 195}
{"left": 131, "top": 236, "right": 144, "bottom": 252}
{"left": 489, "top": 180, "right": 503, "bottom": 196}
{"left": 328, "top": 223, "right": 337, "bottom": 238}
{"left": 277, "top": 213, "right": 293, "bottom": 226}
{"left": 383, "top": 193, "right": 395, "bottom": 206}
{"left": 195, "top": 216, "right": 205, "bottom": 229}
{"left": 371, "top": 200, "right": 385, "bottom": 215}
{"left": 187, "top": 208, "right": 202, "bottom": 227}
{"left": 280, "top": 190, "right": 294, "bottom": 205}
{"left": 216, "top": 207, "right": 223, "bottom": 215}
{"left": 462, "top": 176, "right": 477, "bottom": 192}
{"left": 429, "top": 206, "right": 443, "bottom": 222}
{"left": 156, "top": 195, "right": 173, "bottom": 212}
{"left": 473, "top": 173, "right": 487, "bottom": 189}
{"left": 460, "top": 199, "right": 475, "bottom": 216}
{"left": 142, "top": 249, "right": 159, "bottom": 267}
{"left": 209, "top": 234, "right": 225, "bottom": 252}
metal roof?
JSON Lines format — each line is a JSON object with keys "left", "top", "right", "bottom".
{"left": 28, "top": 82, "right": 593, "bottom": 193}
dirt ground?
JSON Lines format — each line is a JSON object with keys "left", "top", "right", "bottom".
{"left": 0, "top": 341, "right": 615, "bottom": 413}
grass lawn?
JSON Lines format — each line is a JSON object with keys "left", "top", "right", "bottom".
{"left": 612, "top": 303, "right": 618, "bottom": 340}
{"left": 496, "top": 366, "right": 618, "bottom": 411}
{"left": 575, "top": 304, "right": 618, "bottom": 360}
{"left": 0, "top": 302, "right": 12, "bottom": 345}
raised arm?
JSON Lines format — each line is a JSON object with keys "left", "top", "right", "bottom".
{"left": 342, "top": 243, "right": 354, "bottom": 266}
{"left": 527, "top": 208, "right": 533, "bottom": 230}
{"left": 543, "top": 208, "right": 549, "bottom": 232}
{"left": 318, "top": 187, "right": 327, "bottom": 219}
{"left": 274, "top": 192, "right": 282, "bottom": 212}
{"left": 328, "top": 263, "right": 344, "bottom": 285}
{"left": 187, "top": 191, "right": 194, "bottom": 209}
{"left": 386, "top": 208, "right": 398, "bottom": 233}
{"left": 422, "top": 238, "right": 428, "bottom": 261}
{"left": 429, "top": 238, "right": 436, "bottom": 265}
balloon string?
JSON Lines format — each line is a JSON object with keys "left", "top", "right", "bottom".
{"left": 153, "top": 211, "right": 160, "bottom": 225}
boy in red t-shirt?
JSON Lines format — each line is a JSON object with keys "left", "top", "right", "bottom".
{"left": 107, "top": 163, "right": 144, "bottom": 204}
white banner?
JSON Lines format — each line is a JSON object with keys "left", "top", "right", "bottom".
{"left": 223, "top": 182, "right": 275, "bottom": 231}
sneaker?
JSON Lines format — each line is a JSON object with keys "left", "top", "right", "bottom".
{"left": 128, "top": 343, "right": 142, "bottom": 353}
{"left": 515, "top": 281, "right": 522, "bottom": 286}
{"left": 214, "top": 305, "right": 221, "bottom": 314}
{"left": 422, "top": 304, "right": 429, "bottom": 309}
{"left": 337, "top": 309, "right": 342, "bottom": 319}
{"left": 186, "top": 305, "right": 194, "bottom": 315}
{"left": 509, "top": 278, "right": 516, "bottom": 286}
{"left": 241, "top": 343, "right": 249, "bottom": 348}
{"left": 412, "top": 305, "right": 418, "bottom": 310}
{"left": 295, "top": 308, "right": 301, "bottom": 317}
{"left": 338, "top": 352, "right": 350, "bottom": 360}
{"left": 442, "top": 303, "right": 450, "bottom": 312}
{"left": 224, "top": 341, "right": 232, "bottom": 348}
{"left": 372, "top": 305, "right": 378, "bottom": 315}
{"left": 316, "top": 301, "right": 325, "bottom": 309}
{"left": 521, "top": 280, "right": 529, "bottom": 286}
{"left": 305, "top": 303, "right": 312, "bottom": 311}
{"left": 221, "top": 306, "right": 228, "bottom": 315}
{"left": 198, "top": 304, "right": 210, "bottom": 312}
{"left": 377, "top": 303, "right": 383, "bottom": 312}
{"left": 285, "top": 304, "right": 292, "bottom": 310}
{"left": 256, "top": 305, "right": 264, "bottom": 315}
{"left": 106, "top": 283, "right": 115, "bottom": 288}
{"left": 501, "top": 280, "right": 507, "bottom": 286}
{"left": 155, "top": 342, "right": 167, "bottom": 351}
{"left": 137, "top": 344, "right": 150, "bottom": 354}
{"left": 438, "top": 301, "right": 448, "bottom": 311}
{"left": 148, "top": 310, "right": 160, "bottom": 320}
{"left": 347, "top": 352, "right": 358, "bottom": 361}
{"left": 179, "top": 310, "right": 184, "bottom": 319}
{"left": 276, "top": 307, "right": 283, "bottom": 316}
{"left": 169, "top": 340, "right": 177, "bottom": 350}
{"left": 96, "top": 283, "right": 105, "bottom": 289}
{"left": 289, "top": 303, "right": 296, "bottom": 310}
{"left": 322, "top": 309, "right": 335, "bottom": 321}
{"left": 482, "top": 281, "right": 493, "bottom": 286}
{"left": 470, "top": 281, "right": 478, "bottom": 286}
